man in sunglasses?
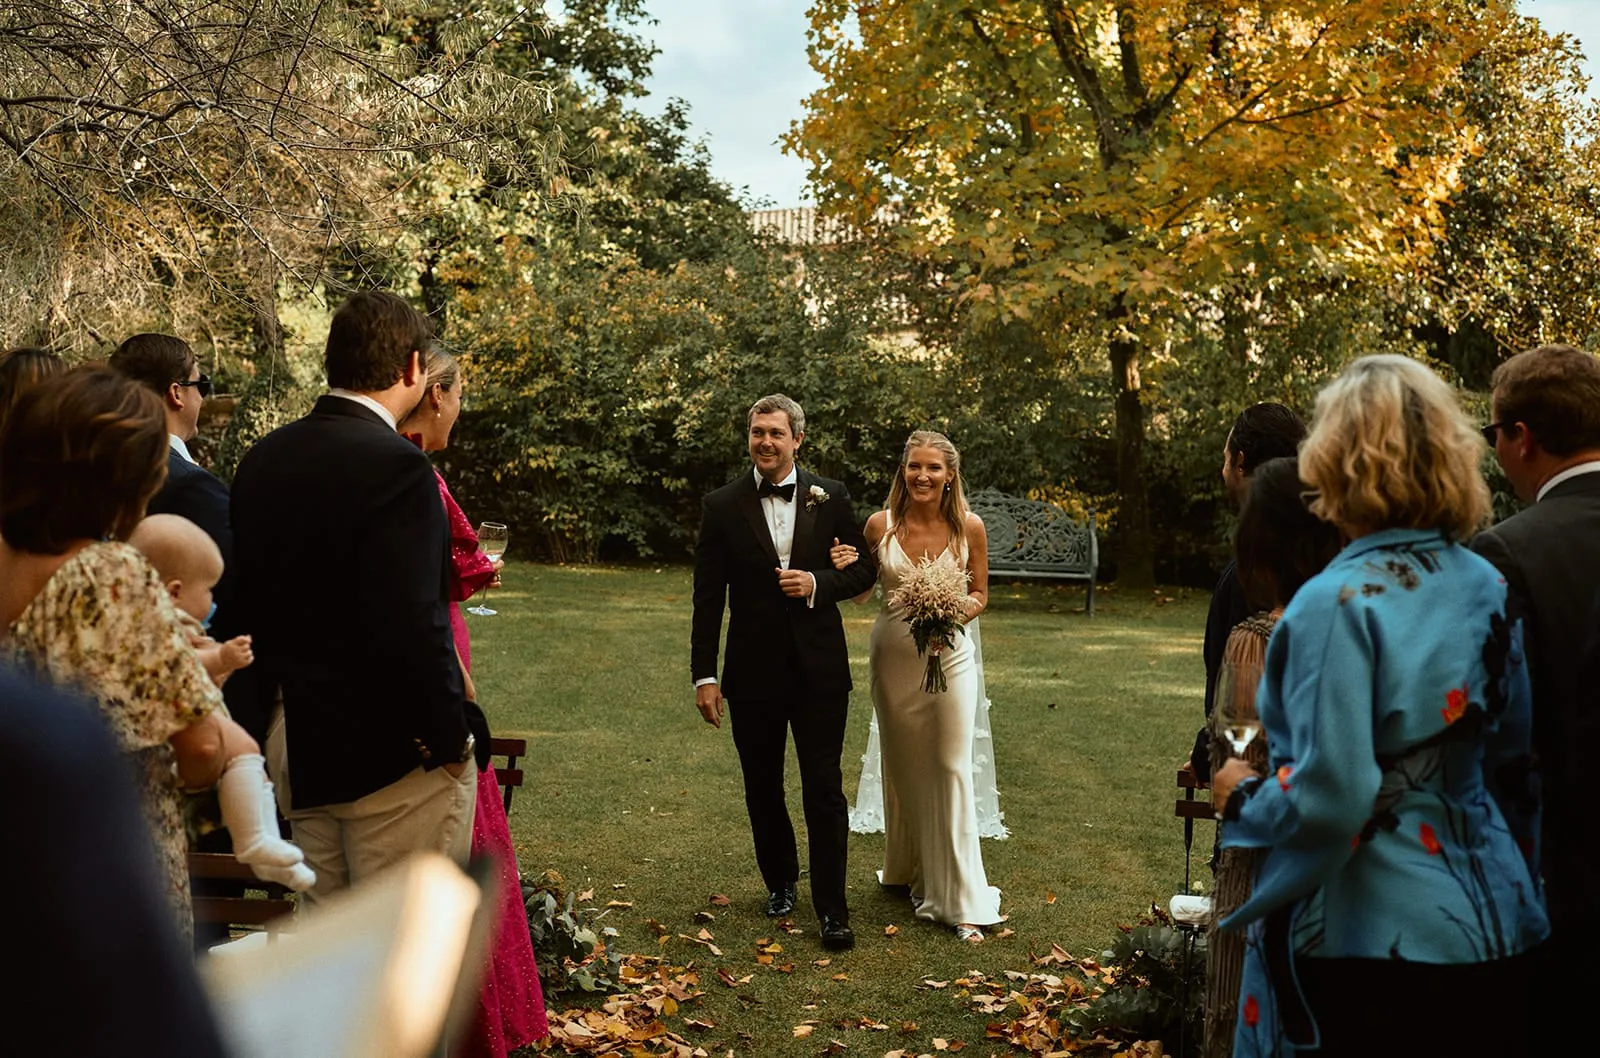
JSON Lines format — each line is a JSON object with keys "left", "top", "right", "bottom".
{"left": 1471, "top": 342, "right": 1600, "bottom": 1035}
{"left": 109, "top": 332, "right": 243, "bottom": 951}
{"left": 110, "top": 335, "right": 233, "bottom": 637}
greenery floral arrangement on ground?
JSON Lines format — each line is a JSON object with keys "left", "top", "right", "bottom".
{"left": 967, "top": 906, "right": 1205, "bottom": 1058}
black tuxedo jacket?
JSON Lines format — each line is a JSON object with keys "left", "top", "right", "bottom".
{"left": 692, "top": 467, "right": 878, "bottom": 701}
{"left": 229, "top": 396, "right": 469, "bottom": 809}
{"left": 147, "top": 448, "right": 238, "bottom": 638}
{"left": 1472, "top": 470, "right": 1600, "bottom": 930}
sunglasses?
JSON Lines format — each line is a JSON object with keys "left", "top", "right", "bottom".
{"left": 174, "top": 373, "right": 214, "bottom": 399}
{"left": 1480, "top": 420, "right": 1515, "bottom": 445}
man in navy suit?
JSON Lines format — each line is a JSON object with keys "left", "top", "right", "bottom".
{"left": 230, "top": 292, "right": 475, "bottom": 907}
{"left": 109, "top": 334, "right": 235, "bottom": 636}
{"left": 110, "top": 332, "right": 251, "bottom": 947}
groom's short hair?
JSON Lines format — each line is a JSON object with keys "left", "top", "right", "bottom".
{"left": 748, "top": 393, "right": 805, "bottom": 437}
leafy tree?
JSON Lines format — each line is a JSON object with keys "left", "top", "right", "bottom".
{"left": 788, "top": 0, "right": 1508, "bottom": 585}
{"left": 0, "top": 0, "right": 559, "bottom": 351}
{"left": 1413, "top": 11, "right": 1600, "bottom": 386}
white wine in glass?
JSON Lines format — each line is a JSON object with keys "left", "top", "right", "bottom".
{"left": 1216, "top": 677, "right": 1262, "bottom": 757}
{"left": 467, "top": 522, "right": 509, "bottom": 616}
{"left": 1223, "top": 719, "right": 1261, "bottom": 758}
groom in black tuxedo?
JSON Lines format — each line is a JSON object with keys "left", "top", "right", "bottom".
{"left": 692, "top": 394, "right": 877, "bottom": 950}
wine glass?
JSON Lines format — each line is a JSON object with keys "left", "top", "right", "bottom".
{"left": 1222, "top": 715, "right": 1261, "bottom": 757}
{"left": 466, "top": 522, "right": 508, "bottom": 616}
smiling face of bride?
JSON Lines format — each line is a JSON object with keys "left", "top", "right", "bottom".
{"left": 903, "top": 445, "right": 952, "bottom": 507}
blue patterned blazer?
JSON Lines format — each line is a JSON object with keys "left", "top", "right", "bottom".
{"left": 1219, "top": 528, "right": 1548, "bottom": 1055}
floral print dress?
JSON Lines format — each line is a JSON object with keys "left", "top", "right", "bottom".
{"left": 1218, "top": 528, "right": 1548, "bottom": 1055}
{"left": 5, "top": 542, "right": 224, "bottom": 940}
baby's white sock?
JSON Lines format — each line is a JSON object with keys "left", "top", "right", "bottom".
{"left": 253, "top": 861, "right": 316, "bottom": 893}
{"left": 218, "top": 753, "right": 304, "bottom": 869}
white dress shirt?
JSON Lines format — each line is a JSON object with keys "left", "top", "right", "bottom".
{"left": 327, "top": 389, "right": 399, "bottom": 431}
{"left": 168, "top": 434, "right": 195, "bottom": 465}
{"left": 1536, "top": 459, "right": 1600, "bottom": 502}
{"left": 757, "top": 465, "right": 799, "bottom": 569}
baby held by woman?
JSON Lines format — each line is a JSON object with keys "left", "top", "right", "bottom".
{"left": 129, "top": 514, "right": 313, "bottom": 892}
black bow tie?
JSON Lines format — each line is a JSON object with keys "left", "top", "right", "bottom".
{"left": 758, "top": 479, "right": 796, "bottom": 502}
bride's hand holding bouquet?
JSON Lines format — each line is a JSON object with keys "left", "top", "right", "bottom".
{"left": 888, "top": 552, "right": 970, "bottom": 693}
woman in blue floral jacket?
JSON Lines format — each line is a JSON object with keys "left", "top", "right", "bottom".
{"left": 1212, "top": 355, "right": 1547, "bottom": 1057}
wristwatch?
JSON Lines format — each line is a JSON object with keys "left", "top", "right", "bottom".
{"left": 458, "top": 733, "right": 476, "bottom": 765}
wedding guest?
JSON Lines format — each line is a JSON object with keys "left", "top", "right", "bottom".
{"left": 0, "top": 345, "right": 64, "bottom": 424}
{"left": 1, "top": 665, "right": 228, "bottom": 1058}
{"left": 830, "top": 431, "right": 1003, "bottom": 942}
{"left": 109, "top": 335, "right": 239, "bottom": 640}
{"left": 1184, "top": 403, "right": 1305, "bottom": 786}
{"left": 1471, "top": 343, "right": 1600, "bottom": 1018}
{"left": 397, "top": 344, "right": 548, "bottom": 1053}
{"left": 1212, "top": 356, "right": 1547, "bottom": 1057}
{"left": 112, "top": 334, "right": 271, "bottom": 947}
{"left": 230, "top": 291, "right": 476, "bottom": 908}
{"left": 0, "top": 368, "right": 308, "bottom": 941}
{"left": 1201, "top": 457, "right": 1341, "bottom": 1058}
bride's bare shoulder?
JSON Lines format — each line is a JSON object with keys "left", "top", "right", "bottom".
{"left": 964, "top": 511, "right": 987, "bottom": 538}
{"left": 863, "top": 509, "right": 889, "bottom": 543}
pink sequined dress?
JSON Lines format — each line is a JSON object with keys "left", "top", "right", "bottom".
{"left": 436, "top": 470, "right": 548, "bottom": 1054}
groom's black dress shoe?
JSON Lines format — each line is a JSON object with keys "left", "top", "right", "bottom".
{"left": 820, "top": 916, "right": 855, "bottom": 951}
{"left": 765, "top": 885, "right": 797, "bottom": 917}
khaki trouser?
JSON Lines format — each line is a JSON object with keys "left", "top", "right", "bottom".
{"left": 265, "top": 705, "right": 476, "bottom": 909}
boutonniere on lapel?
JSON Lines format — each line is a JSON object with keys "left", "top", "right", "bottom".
{"left": 806, "top": 484, "right": 830, "bottom": 510}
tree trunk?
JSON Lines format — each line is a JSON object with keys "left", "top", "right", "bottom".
{"left": 1107, "top": 299, "right": 1156, "bottom": 588}
{"left": 419, "top": 245, "right": 448, "bottom": 333}
{"left": 248, "top": 249, "right": 287, "bottom": 373}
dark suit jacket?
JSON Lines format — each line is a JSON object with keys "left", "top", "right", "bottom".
{"left": 147, "top": 447, "right": 238, "bottom": 638}
{"left": 1472, "top": 470, "right": 1600, "bottom": 931}
{"left": 692, "top": 468, "right": 877, "bottom": 701}
{"left": 0, "top": 666, "right": 227, "bottom": 1057}
{"left": 229, "top": 396, "right": 469, "bottom": 809}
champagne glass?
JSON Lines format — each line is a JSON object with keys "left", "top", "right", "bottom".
{"left": 466, "top": 522, "right": 508, "bottom": 616}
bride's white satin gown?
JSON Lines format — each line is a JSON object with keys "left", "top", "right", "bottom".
{"left": 855, "top": 531, "right": 1004, "bottom": 926}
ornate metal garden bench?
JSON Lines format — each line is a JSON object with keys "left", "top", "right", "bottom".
{"left": 965, "top": 488, "right": 1099, "bottom": 615}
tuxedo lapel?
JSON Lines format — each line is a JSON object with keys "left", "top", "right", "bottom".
{"left": 737, "top": 478, "right": 782, "bottom": 567}
{"left": 791, "top": 469, "right": 817, "bottom": 566}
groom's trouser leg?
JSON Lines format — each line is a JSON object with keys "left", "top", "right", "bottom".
{"left": 792, "top": 692, "right": 850, "bottom": 921}
{"left": 727, "top": 699, "right": 799, "bottom": 892}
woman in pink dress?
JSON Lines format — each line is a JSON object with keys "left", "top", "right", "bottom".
{"left": 402, "top": 345, "right": 547, "bottom": 1056}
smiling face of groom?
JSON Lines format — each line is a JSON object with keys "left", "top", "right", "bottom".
{"left": 748, "top": 410, "right": 803, "bottom": 483}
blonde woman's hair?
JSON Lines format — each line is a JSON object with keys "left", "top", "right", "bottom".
{"left": 1299, "top": 355, "right": 1489, "bottom": 540}
{"left": 422, "top": 343, "right": 459, "bottom": 391}
{"left": 884, "top": 430, "right": 971, "bottom": 556}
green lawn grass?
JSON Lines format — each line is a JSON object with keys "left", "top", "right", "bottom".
{"left": 467, "top": 564, "right": 1213, "bottom": 1056}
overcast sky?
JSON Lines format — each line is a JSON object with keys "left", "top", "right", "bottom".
{"left": 637, "top": 0, "right": 1600, "bottom": 209}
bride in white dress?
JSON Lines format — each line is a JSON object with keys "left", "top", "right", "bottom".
{"left": 830, "top": 431, "right": 1005, "bottom": 942}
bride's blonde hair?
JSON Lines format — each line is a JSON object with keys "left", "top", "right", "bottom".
{"left": 884, "top": 430, "right": 970, "bottom": 556}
